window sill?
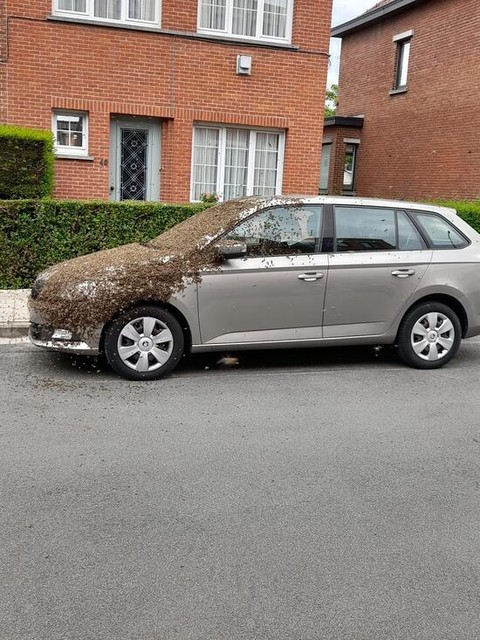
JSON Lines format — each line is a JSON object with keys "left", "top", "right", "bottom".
{"left": 341, "top": 190, "right": 356, "bottom": 196}
{"left": 55, "top": 153, "right": 94, "bottom": 161}
{"left": 389, "top": 87, "right": 408, "bottom": 96}
{"left": 47, "top": 15, "right": 299, "bottom": 50}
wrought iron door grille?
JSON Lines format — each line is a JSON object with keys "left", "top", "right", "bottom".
{"left": 120, "top": 128, "right": 149, "bottom": 200}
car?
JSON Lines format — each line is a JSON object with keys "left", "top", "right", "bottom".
{"left": 29, "top": 195, "right": 480, "bottom": 380}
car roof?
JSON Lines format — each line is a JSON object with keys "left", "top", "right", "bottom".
{"left": 249, "top": 195, "right": 457, "bottom": 217}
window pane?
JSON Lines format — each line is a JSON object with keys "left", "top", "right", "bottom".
{"left": 415, "top": 214, "right": 467, "bottom": 249}
{"left": 225, "top": 206, "right": 322, "bottom": 256}
{"left": 343, "top": 143, "right": 357, "bottom": 189}
{"left": 129, "top": 0, "right": 156, "bottom": 21}
{"left": 58, "top": 0, "right": 87, "bottom": 11}
{"left": 56, "top": 114, "right": 84, "bottom": 148}
{"left": 397, "top": 211, "right": 425, "bottom": 251}
{"left": 253, "top": 133, "right": 279, "bottom": 196}
{"left": 200, "top": 0, "right": 226, "bottom": 29}
{"left": 94, "top": 0, "right": 121, "bottom": 19}
{"left": 192, "top": 128, "right": 219, "bottom": 201}
{"left": 396, "top": 40, "right": 410, "bottom": 89}
{"left": 262, "top": 0, "right": 288, "bottom": 38}
{"left": 224, "top": 129, "right": 249, "bottom": 201}
{"left": 335, "top": 207, "right": 396, "bottom": 252}
{"left": 232, "top": 0, "right": 258, "bottom": 37}
{"left": 319, "top": 143, "right": 331, "bottom": 192}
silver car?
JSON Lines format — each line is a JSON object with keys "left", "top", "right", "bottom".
{"left": 29, "top": 196, "right": 480, "bottom": 380}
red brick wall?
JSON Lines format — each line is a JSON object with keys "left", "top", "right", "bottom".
{"left": 337, "top": 0, "right": 480, "bottom": 200}
{"left": 1, "top": 0, "right": 332, "bottom": 201}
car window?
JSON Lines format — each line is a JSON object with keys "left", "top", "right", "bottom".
{"left": 414, "top": 213, "right": 468, "bottom": 249}
{"left": 397, "top": 211, "right": 426, "bottom": 250}
{"left": 335, "top": 207, "right": 396, "bottom": 252}
{"left": 224, "top": 205, "right": 323, "bottom": 256}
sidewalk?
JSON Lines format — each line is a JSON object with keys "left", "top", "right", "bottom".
{"left": 0, "top": 290, "right": 30, "bottom": 338}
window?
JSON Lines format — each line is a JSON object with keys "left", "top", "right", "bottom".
{"left": 413, "top": 213, "right": 469, "bottom": 249}
{"left": 198, "top": 0, "right": 293, "bottom": 43}
{"left": 397, "top": 211, "right": 425, "bottom": 251}
{"left": 52, "top": 111, "right": 89, "bottom": 157}
{"left": 191, "top": 126, "right": 284, "bottom": 201}
{"left": 53, "top": 0, "right": 160, "bottom": 26}
{"left": 392, "top": 31, "right": 412, "bottom": 91}
{"left": 343, "top": 143, "right": 358, "bottom": 191}
{"left": 223, "top": 205, "right": 323, "bottom": 256}
{"left": 319, "top": 143, "right": 331, "bottom": 193}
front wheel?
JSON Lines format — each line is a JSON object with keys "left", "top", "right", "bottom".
{"left": 104, "top": 305, "right": 184, "bottom": 380}
{"left": 396, "top": 302, "right": 461, "bottom": 369}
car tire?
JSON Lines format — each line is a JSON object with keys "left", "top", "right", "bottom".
{"left": 104, "top": 305, "right": 184, "bottom": 381}
{"left": 396, "top": 302, "right": 461, "bottom": 369}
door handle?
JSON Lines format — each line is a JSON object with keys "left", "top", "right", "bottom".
{"left": 391, "top": 269, "right": 416, "bottom": 278}
{"left": 298, "top": 272, "right": 325, "bottom": 282}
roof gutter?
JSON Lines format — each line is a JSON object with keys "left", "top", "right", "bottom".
{"left": 331, "top": 0, "right": 427, "bottom": 38}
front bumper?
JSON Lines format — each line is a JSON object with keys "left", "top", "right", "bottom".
{"left": 29, "top": 322, "right": 100, "bottom": 355}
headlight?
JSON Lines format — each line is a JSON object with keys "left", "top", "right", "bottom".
{"left": 30, "top": 272, "right": 51, "bottom": 299}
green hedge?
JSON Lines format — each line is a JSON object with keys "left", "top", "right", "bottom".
{"left": 433, "top": 200, "right": 480, "bottom": 233}
{"left": 1, "top": 198, "right": 480, "bottom": 290}
{"left": 0, "top": 200, "right": 208, "bottom": 288}
{"left": 0, "top": 125, "right": 54, "bottom": 199}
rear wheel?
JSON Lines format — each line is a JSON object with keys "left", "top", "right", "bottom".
{"left": 397, "top": 302, "right": 461, "bottom": 369}
{"left": 104, "top": 305, "right": 184, "bottom": 380}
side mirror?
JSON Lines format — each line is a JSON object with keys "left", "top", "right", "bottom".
{"left": 214, "top": 240, "right": 247, "bottom": 260}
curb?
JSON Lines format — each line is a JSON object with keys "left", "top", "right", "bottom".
{"left": 0, "top": 322, "right": 30, "bottom": 339}
{"left": 0, "top": 289, "right": 31, "bottom": 339}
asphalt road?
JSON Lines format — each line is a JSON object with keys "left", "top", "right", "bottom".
{"left": 1, "top": 341, "right": 480, "bottom": 640}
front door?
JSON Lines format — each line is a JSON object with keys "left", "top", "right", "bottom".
{"left": 197, "top": 204, "right": 327, "bottom": 346}
{"left": 110, "top": 117, "right": 161, "bottom": 201}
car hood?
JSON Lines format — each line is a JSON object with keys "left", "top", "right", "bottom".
{"left": 28, "top": 240, "right": 218, "bottom": 333}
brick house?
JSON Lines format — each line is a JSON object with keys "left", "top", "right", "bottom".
{"left": 0, "top": 1, "right": 332, "bottom": 202}
{"left": 322, "top": 0, "right": 480, "bottom": 200}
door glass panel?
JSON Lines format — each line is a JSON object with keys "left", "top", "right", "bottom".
{"left": 414, "top": 213, "right": 468, "bottom": 249}
{"left": 224, "top": 205, "right": 322, "bottom": 256}
{"left": 397, "top": 211, "right": 425, "bottom": 251}
{"left": 120, "top": 128, "right": 148, "bottom": 201}
{"left": 335, "top": 207, "right": 396, "bottom": 252}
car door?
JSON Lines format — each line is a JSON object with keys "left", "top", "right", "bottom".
{"left": 197, "top": 204, "right": 328, "bottom": 346}
{"left": 323, "top": 205, "right": 433, "bottom": 338}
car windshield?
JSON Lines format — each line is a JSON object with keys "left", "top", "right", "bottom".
{"left": 146, "top": 197, "right": 268, "bottom": 255}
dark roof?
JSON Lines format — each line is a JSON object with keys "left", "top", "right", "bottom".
{"left": 332, "top": 0, "right": 428, "bottom": 38}
{"left": 324, "top": 116, "right": 364, "bottom": 129}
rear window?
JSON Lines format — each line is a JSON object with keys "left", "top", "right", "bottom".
{"left": 413, "top": 213, "right": 469, "bottom": 249}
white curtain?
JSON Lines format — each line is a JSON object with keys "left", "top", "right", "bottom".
{"left": 253, "top": 133, "right": 279, "bottom": 195}
{"left": 94, "top": 0, "right": 121, "bottom": 19}
{"left": 262, "top": 0, "right": 288, "bottom": 38}
{"left": 59, "top": 0, "right": 87, "bottom": 11}
{"left": 224, "top": 129, "right": 249, "bottom": 200}
{"left": 192, "top": 128, "right": 219, "bottom": 200}
{"left": 232, "top": 0, "right": 257, "bottom": 37}
{"left": 200, "top": 0, "right": 226, "bottom": 30}
{"left": 129, "top": 0, "right": 155, "bottom": 21}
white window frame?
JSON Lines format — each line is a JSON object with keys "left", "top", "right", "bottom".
{"left": 197, "top": 0, "right": 293, "bottom": 44}
{"left": 52, "top": 110, "right": 89, "bottom": 158}
{"left": 53, "top": 0, "right": 161, "bottom": 28}
{"left": 393, "top": 30, "right": 413, "bottom": 90}
{"left": 190, "top": 125, "right": 285, "bottom": 202}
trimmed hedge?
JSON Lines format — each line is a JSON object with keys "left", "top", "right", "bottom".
{"left": 434, "top": 200, "right": 480, "bottom": 233}
{"left": 0, "top": 200, "right": 208, "bottom": 288}
{"left": 1, "top": 198, "right": 480, "bottom": 289}
{"left": 0, "top": 125, "right": 54, "bottom": 199}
